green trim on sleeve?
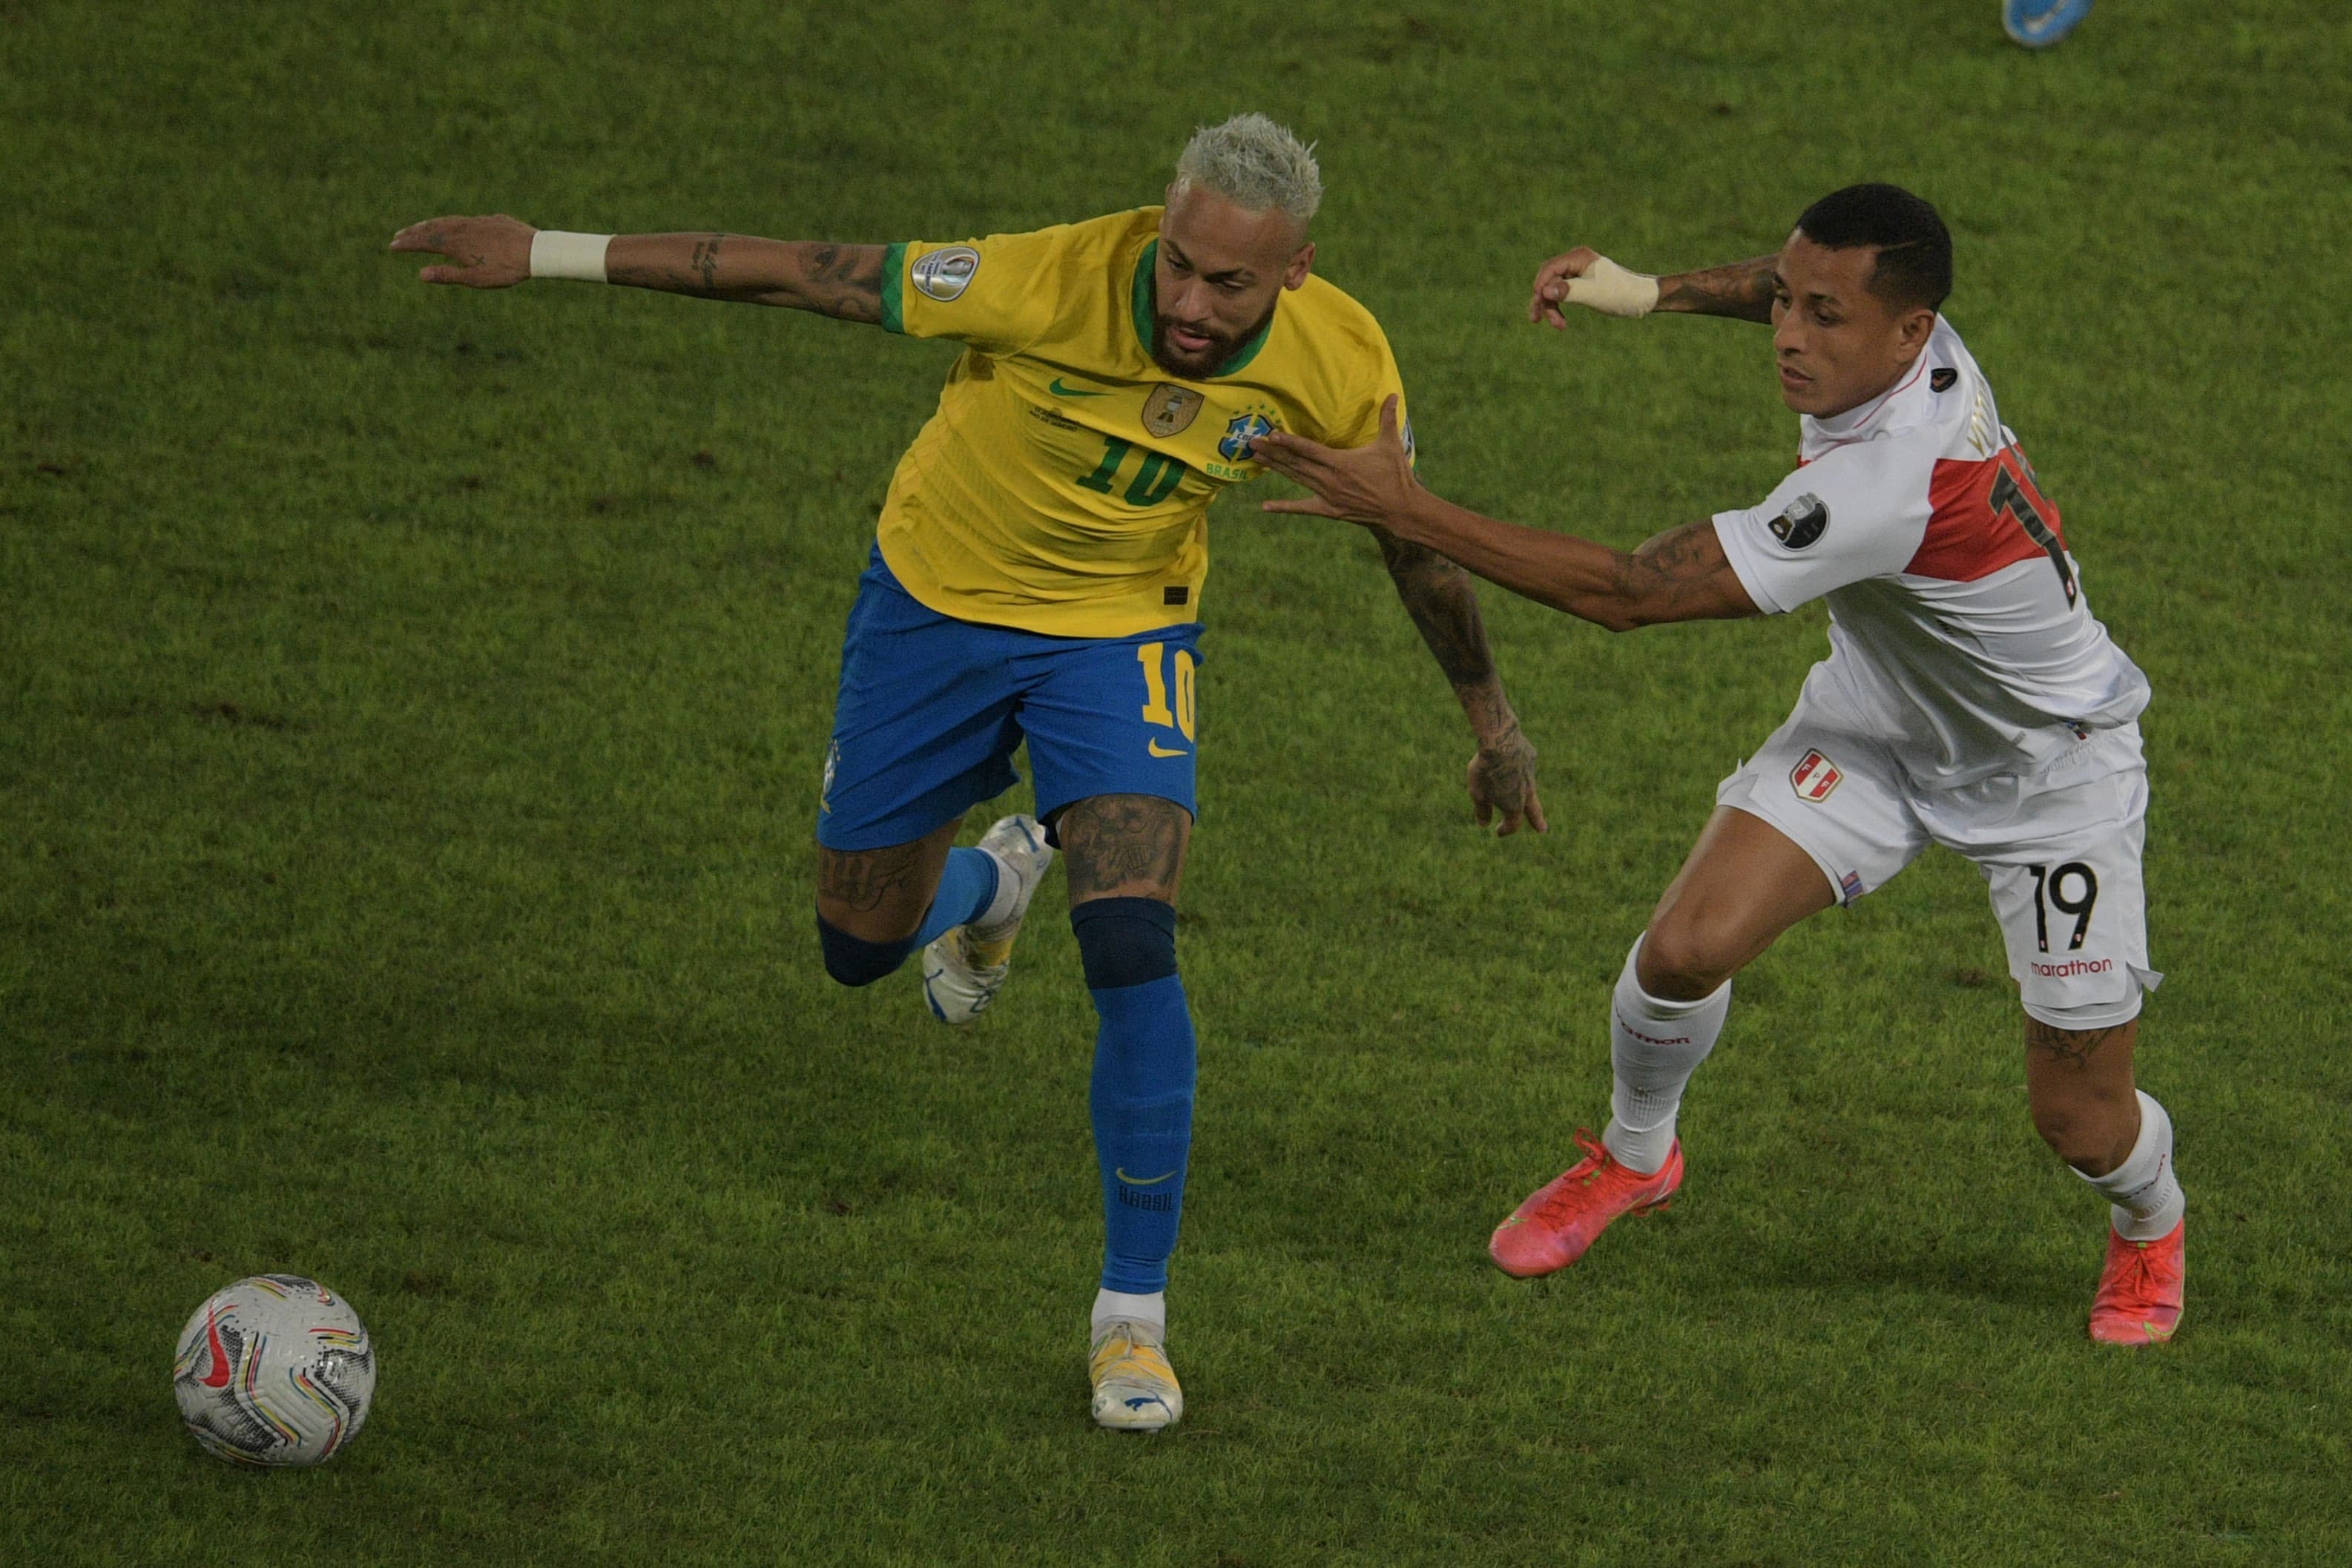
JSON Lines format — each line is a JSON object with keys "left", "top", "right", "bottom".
{"left": 880, "top": 243, "right": 906, "bottom": 334}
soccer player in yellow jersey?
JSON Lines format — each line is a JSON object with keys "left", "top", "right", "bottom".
{"left": 392, "top": 113, "right": 1542, "bottom": 1431}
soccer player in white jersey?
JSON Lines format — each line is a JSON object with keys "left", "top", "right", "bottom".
{"left": 1251, "top": 184, "right": 2185, "bottom": 1345}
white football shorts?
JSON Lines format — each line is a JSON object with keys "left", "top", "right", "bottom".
{"left": 1716, "top": 663, "right": 2161, "bottom": 1029}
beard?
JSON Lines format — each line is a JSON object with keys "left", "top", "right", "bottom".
{"left": 1150, "top": 296, "right": 1278, "bottom": 380}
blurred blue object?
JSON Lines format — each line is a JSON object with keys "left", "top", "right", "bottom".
{"left": 2005, "top": 0, "right": 2095, "bottom": 47}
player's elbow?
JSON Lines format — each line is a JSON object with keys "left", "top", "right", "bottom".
{"left": 1590, "top": 587, "right": 1755, "bottom": 633}
{"left": 1584, "top": 596, "right": 1653, "bottom": 634}
{"left": 1575, "top": 556, "right": 1668, "bottom": 633}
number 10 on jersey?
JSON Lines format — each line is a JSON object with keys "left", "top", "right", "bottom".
{"left": 1137, "top": 642, "right": 1197, "bottom": 744}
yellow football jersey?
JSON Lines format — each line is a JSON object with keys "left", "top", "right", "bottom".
{"left": 876, "top": 207, "right": 1409, "bottom": 637}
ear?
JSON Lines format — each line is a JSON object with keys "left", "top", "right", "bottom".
{"left": 1897, "top": 303, "right": 1937, "bottom": 353}
{"left": 1283, "top": 240, "right": 1316, "bottom": 291}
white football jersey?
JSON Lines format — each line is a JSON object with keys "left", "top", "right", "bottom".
{"left": 1713, "top": 317, "right": 2151, "bottom": 786}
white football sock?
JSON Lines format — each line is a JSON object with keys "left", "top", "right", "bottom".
{"left": 2078, "top": 1090, "right": 2184, "bottom": 1242}
{"left": 1092, "top": 1288, "right": 1165, "bottom": 1340}
{"left": 973, "top": 848, "right": 1024, "bottom": 932}
{"left": 1602, "top": 938, "right": 1730, "bottom": 1176}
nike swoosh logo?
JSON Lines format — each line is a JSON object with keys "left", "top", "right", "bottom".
{"left": 1116, "top": 1167, "right": 1179, "bottom": 1186}
{"left": 201, "top": 1307, "right": 232, "bottom": 1389}
{"left": 1049, "top": 378, "right": 1109, "bottom": 398}
{"left": 1146, "top": 739, "right": 1189, "bottom": 759}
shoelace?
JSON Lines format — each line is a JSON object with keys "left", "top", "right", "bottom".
{"left": 1093, "top": 1320, "right": 1164, "bottom": 1361}
{"left": 1532, "top": 1130, "right": 1619, "bottom": 1222}
{"left": 2104, "top": 1239, "right": 2172, "bottom": 1303}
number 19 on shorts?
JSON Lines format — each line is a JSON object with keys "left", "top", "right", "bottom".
{"left": 1137, "top": 642, "right": 1196, "bottom": 750}
{"left": 2028, "top": 861, "right": 2099, "bottom": 952}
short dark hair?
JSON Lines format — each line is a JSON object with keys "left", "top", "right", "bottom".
{"left": 1795, "top": 183, "right": 1952, "bottom": 313}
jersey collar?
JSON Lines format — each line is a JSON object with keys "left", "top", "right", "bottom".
{"left": 1130, "top": 240, "right": 1273, "bottom": 379}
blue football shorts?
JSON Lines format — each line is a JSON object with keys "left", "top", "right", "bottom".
{"left": 817, "top": 546, "right": 1204, "bottom": 852}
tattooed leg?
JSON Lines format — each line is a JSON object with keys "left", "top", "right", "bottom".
{"left": 1057, "top": 794, "right": 1192, "bottom": 906}
{"left": 1057, "top": 792, "right": 1200, "bottom": 1328}
{"left": 2023, "top": 1015, "right": 2141, "bottom": 1175}
{"left": 815, "top": 817, "right": 963, "bottom": 943}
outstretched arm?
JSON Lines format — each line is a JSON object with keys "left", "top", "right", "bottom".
{"left": 1528, "top": 248, "right": 1779, "bottom": 327}
{"left": 1654, "top": 254, "right": 1781, "bottom": 320}
{"left": 389, "top": 214, "right": 888, "bottom": 323}
{"left": 1372, "top": 529, "right": 1546, "bottom": 836}
{"left": 1256, "top": 398, "right": 1759, "bottom": 633}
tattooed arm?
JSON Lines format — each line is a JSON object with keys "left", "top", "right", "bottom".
{"left": 1529, "top": 246, "right": 1779, "bottom": 326}
{"left": 1371, "top": 527, "right": 1546, "bottom": 834}
{"left": 1254, "top": 398, "right": 1759, "bottom": 633}
{"left": 605, "top": 234, "right": 886, "bottom": 320}
{"left": 1655, "top": 254, "right": 1779, "bottom": 321}
{"left": 389, "top": 214, "right": 887, "bottom": 323}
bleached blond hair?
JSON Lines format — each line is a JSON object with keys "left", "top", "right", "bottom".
{"left": 1172, "top": 113, "right": 1322, "bottom": 225}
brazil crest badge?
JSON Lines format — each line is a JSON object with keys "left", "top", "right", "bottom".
{"left": 1219, "top": 412, "right": 1274, "bottom": 461}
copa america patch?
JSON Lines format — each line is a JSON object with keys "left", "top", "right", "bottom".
{"left": 911, "top": 246, "right": 980, "bottom": 303}
{"left": 1790, "top": 748, "right": 1842, "bottom": 803}
{"left": 1769, "top": 493, "right": 1828, "bottom": 550}
{"left": 1143, "top": 383, "right": 1204, "bottom": 438}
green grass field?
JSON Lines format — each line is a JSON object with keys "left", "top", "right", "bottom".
{"left": 6, "top": 1, "right": 2351, "bottom": 1562}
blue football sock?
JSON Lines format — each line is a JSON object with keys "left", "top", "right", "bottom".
{"left": 1073, "top": 898, "right": 1195, "bottom": 1296}
{"left": 912, "top": 846, "right": 1001, "bottom": 948}
{"left": 1090, "top": 976, "right": 1196, "bottom": 1293}
{"left": 815, "top": 918, "right": 913, "bottom": 986}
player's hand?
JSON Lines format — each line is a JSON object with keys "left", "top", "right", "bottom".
{"left": 1254, "top": 395, "right": 1415, "bottom": 527}
{"left": 1468, "top": 724, "right": 1546, "bottom": 836}
{"left": 1529, "top": 248, "right": 1658, "bottom": 327}
{"left": 389, "top": 214, "right": 535, "bottom": 288}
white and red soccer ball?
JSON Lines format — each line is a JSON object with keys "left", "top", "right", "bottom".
{"left": 172, "top": 1275, "right": 375, "bottom": 1466}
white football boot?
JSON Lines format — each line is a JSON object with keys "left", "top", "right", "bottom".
{"left": 920, "top": 814, "right": 1053, "bottom": 1025}
{"left": 1089, "top": 1318, "right": 1183, "bottom": 1432}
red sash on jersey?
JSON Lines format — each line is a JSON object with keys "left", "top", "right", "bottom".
{"left": 1909, "top": 447, "right": 2071, "bottom": 596}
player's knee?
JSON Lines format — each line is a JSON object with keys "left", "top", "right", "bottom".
{"left": 2028, "top": 1076, "right": 2136, "bottom": 1170}
{"left": 815, "top": 915, "right": 917, "bottom": 988}
{"left": 1636, "top": 918, "right": 1739, "bottom": 1001}
{"left": 2030, "top": 1093, "right": 2131, "bottom": 1171}
{"left": 1069, "top": 896, "right": 1178, "bottom": 991}
{"left": 2029, "top": 1097, "right": 2089, "bottom": 1162}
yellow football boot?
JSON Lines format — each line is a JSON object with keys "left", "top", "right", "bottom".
{"left": 1089, "top": 1319, "right": 1182, "bottom": 1432}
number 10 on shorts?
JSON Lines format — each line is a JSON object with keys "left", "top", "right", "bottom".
{"left": 1137, "top": 642, "right": 1197, "bottom": 744}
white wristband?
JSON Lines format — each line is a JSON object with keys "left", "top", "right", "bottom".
{"left": 529, "top": 230, "right": 611, "bottom": 283}
{"left": 1560, "top": 256, "right": 1661, "bottom": 319}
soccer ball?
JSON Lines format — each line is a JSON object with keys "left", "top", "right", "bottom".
{"left": 172, "top": 1274, "right": 376, "bottom": 1466}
